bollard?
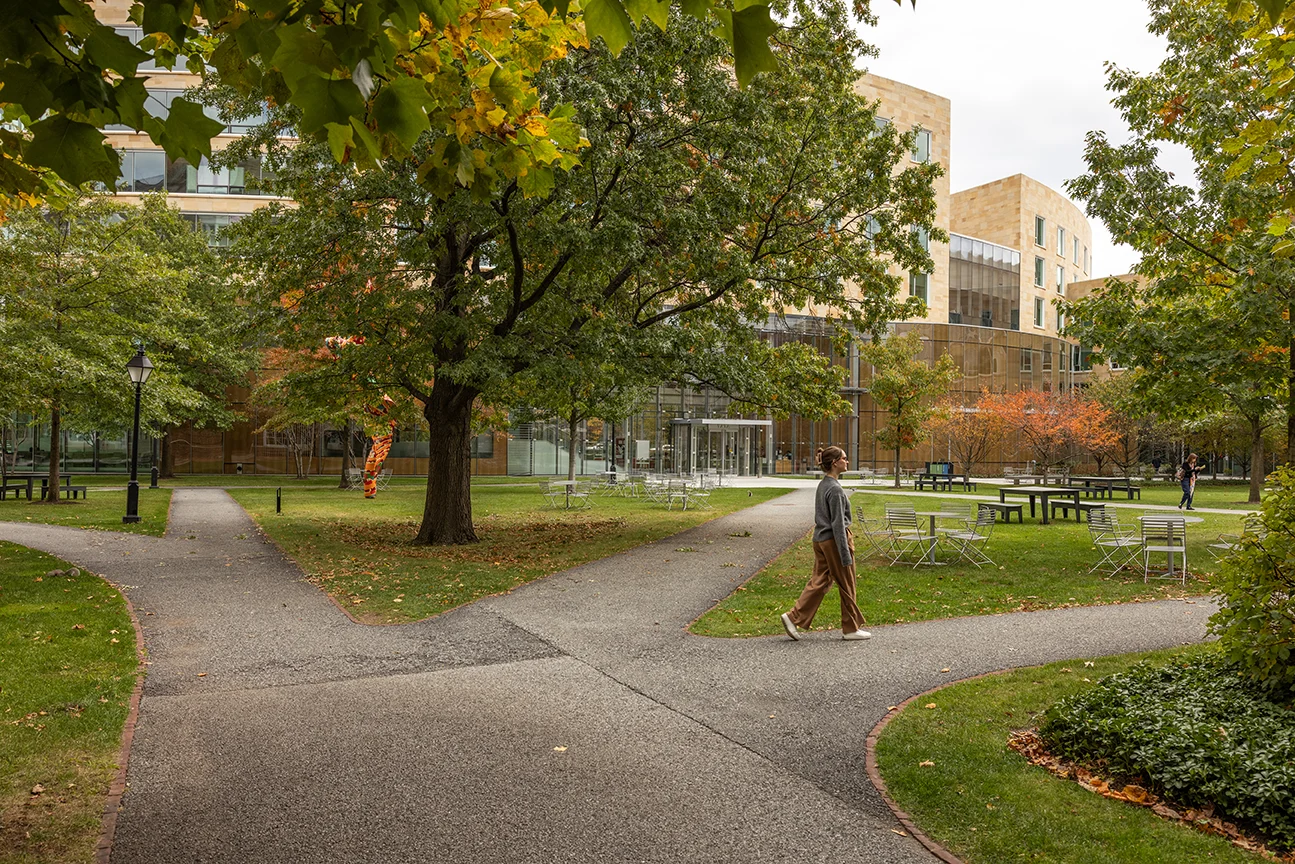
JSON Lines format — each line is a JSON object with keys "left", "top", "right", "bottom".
{"left": 150, "top": 466, "right": 159, "bottom": 489}
{"left": 276, "top": 487, "right": 281, "bottom": 514}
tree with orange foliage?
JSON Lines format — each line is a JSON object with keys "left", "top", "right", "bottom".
{"left": 930, "top": 389, "right": 1005, "bottom": 481}
{"left": 979, "top": 389, "right": 1116, "bottom": 480}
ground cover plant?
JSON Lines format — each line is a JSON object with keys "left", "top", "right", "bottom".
{"left": 0, "top": 542, "right": 138, "bottom": 864}
{"left": 874, "top": 645, "right": 1262, "bottom": 864}
{"left": 0, "top": 488, "right": 171, "bottom": 537}
{"left": 692, "top": 493, "right": 1241, "bottom": 636}
{"left": 231, "top": 485, "right": 787, "bottom": 624}
{"left": 1040, "top": 654, "right": 1295, "bottom": 853}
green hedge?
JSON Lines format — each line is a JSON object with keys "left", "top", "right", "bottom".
{"left": 1039, "top": 655, "right": 1295, "bottom": 851}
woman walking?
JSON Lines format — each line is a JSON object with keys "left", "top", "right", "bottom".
{"left": 781, "top": 446, "right": 871, "bottom": 642}
{"left": 1178, "top": 452, "right": 1203, "bottom": 510}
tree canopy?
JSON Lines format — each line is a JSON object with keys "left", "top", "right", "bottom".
{"left": 234, "top": 0, "right": 942, "bottom": 543}
{"left": 0, "top": 0, "right": 913, "bottom": 209}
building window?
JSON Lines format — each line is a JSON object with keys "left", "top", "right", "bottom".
{"left": 909, "top": 272, "right": 929, "bottom": 303}
{"left": 913, "top": 226, "right": 929, "bottom": 251}
{"left": 180, "top": 212, "right": 243, "bottom": 247}
{"left": 1056, "top": 265, "right": 1065, "bottom": 295}
{"left": 1034, "top": 256, "right": 1045, "bottom": 287}
{"left": 1057, "top": 309, "right": 1066, "bottom": 332}
{"left": 911, "top": 129, "right": 931, "bottom": 163}
{"left": 111, "top": 27, "right": 158, "bottom": 70}
{"left": 1073, "top": 237, "right": 1080, "bottom": 264}
{"left": 1020, "top": 349, "right": 1033, "bottom": 372}
{"left": 1033, "top": 296, "right": 1045, "bottom": 327}
{"left": 1034, "top": 215, "right": 1046, "bottom": 247}
{"left": 116, "top": 149, "right": 263, "bottom": 195}
{"left": 106, "top": 89, "right": 274, "bottom": 134}
{"left": 1057, "top": 226, "right": 1066, "bottom": 256}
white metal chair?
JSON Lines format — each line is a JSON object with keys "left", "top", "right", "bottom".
{"left": 1087, "top": 511, "right": 1141, "bottom": 575}
{"left": 854, "top": 513, "right": 895, "bottom": 560}
{"left": 665, "top": 479, "right": 691, "bottom": 510}
{"left": 947, "top": 509, "right": 996, "bottom": 568}
{"left": 375, "top": 468, "right": 393, "bottom": 490}
{"left": 1141, "top": 516, "right": 1188, "bottom": 583}
{"left": 537, "top": 479, "right": 564, "bottom": 509}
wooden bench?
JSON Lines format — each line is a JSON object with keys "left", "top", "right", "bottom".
{"left": 1110, "top": 484, "right": 1141, "bottom": 500}
{"left": 977, "top": 501, "right": 1024, "bottom": 523}
{"left": 914, "top": 475, "right": 954, "bottom": 492}
{"left": 0, "top": 480, "right": 28, "bottom": 501}
{"left": 1049, "top": 499, "right": 1107, "bottom": 521}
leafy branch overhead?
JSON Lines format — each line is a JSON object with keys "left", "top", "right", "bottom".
{"left": 0, "top": 0, "right": 915, "bottom": 206}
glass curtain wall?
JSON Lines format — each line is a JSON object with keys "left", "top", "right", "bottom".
{"left": 948, "top": 234, "right": 1021, "bottom": 330}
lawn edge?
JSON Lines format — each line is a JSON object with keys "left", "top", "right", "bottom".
{"left": 94, "top": 573, "right": 148, "bottom": 864}
{"left": 864, "top": 668, "right": 1017, "bottom": 864}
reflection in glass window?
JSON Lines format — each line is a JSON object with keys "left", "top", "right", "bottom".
{"left": 1034, "top": 215, "right": 1045, "bottom": 246}
{"left": 1034, "top": 256, "right": 1044, "bottom": 287}
{"left": 909, "top": 272, "right": 929, "bottom": 303}
{"left": 1034, "top": 297, "right": 1045, "bottom": 327}
{"left": 1057, "top": 226, "right": 1066, "bottom": 256}
{"left": 911, "top": 129, "right": 931, "bottom": 163}
{"left": 1056, "top": 265, "right": 1065, "bottom": 294}
{"left": 115, "top": 149, "right": 262, "bottom": 195}
{"left": 949, "top": 232, "right": 1021, "bottom": 331}
{"left": 913, "top": 226, "right": 929, "bottom": 252}
{"left": 180, "top": 213, "right": 243, "bottom": 247}
{"left": 1020, "top": 349, "right": 1033, "bottom": 372}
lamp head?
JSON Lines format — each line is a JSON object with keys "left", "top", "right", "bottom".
{"left": 126, "top": 349, "right": 153, "bottom": 385}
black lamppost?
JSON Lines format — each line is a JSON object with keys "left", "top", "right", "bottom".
{"left": 123, "top": 349, "right": 153, "bottom": 524}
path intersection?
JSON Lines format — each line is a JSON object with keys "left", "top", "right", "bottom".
{"left": 0, "top": 488, "right": 1212, "bottom": 863}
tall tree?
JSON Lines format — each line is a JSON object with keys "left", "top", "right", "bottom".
{"left": 236, "top": 0, "right": 942, "bottom": 544}
{"left": 0, "top": 193, "right": 250, "bottom": 498}
{"left": 0, "top": 0, "right": 918, "bottom": 206}
{"left": 860, "top": 330, "right": 958, "bottom": 487}
{"left": 979, "top": 389, "right": 1114, "bottom": 481}
{"left": 1065, "top": 0, "right": 1295, "bottom": 467}
{"left": 930, "top": 388, "right": 1004, "bottom": 481}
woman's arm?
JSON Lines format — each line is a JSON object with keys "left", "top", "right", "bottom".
{"left": 829, "top": 487, "right": 853, "bottom": 568}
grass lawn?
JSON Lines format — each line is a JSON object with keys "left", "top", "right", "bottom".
{"left": 1133, "top": 481, "right": 1259, "bottom": 512}
{"left": 873, "top": 644, "right": 1263, "bottom": 863}
{"left": 230, "top": 485, "right": 788, "bottom": 624}
{"left": 65, "top": 473, "right": 565, "bottom": 488}
{"left": 0, "top": 488, "right": 172, "bottom": 537}
{"left": 691, "top": 495, "right": 1244, "bottom": 637}
{"left": 0, "top": 542, "right": 138, "bottom": 864}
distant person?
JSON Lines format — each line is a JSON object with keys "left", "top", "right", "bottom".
{"left": 1152, "top": 456, "right": 1162, "bottom": 475}
{"left": 1177, "top": 453, "right": 1203, "bottom": 510}
{"left": 780, "top": 446, "right": 871, "bottom": 642}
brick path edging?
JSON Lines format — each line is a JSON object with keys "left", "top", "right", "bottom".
{"left": 96, "top": 577, "right": 148, "bottom": 864}
{"left": 864, "top": 669, "right": 1013, "bottom": 864}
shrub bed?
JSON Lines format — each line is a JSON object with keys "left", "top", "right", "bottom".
{"left": 1039, "top": 655, "right": 1295, "bottom": 851}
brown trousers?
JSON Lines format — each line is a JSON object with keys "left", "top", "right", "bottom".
{"left": 787, "top": 532, "right": 864, "bottom": 633}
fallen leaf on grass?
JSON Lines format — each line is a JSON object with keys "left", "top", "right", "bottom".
{"left": 923, "top": 703, "right": 937, "bottom": 709}
{"left": 30, "top": 785, "right": 43, "bottom": 796}
{"left": 71, "top": 624, "right": 84, "bottom": 630}
{"left": 919, "top": 760, "right": 935, "bottom": 767}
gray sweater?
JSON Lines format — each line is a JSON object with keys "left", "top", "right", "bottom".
{"left": 813, "top": 476, "right": 853, "bottom": 567}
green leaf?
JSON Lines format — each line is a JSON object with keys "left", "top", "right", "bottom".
{"left": 1256, "top": 0, "right": 1287, "bottom": 23}
{"left": 140, "top": 0, "right": 196, "bottom": 44}
{"left": 731, "top": 4, "right": 779, "bottom": 88}
{"left": 349, "top": 116, "right": 382, "bottom": 163}
{"left": 326, "top": 122, "right": 355, "bottom": 163}
{"left": 624, "top": 0, "right": 669, "bottom": 30}
{"left": 1274, "top": 238, "right": 1295, "bottom": 258}
{"left": 272, "top": 22, "right": 342, "bottom": 88}
{"left": 83, "top": 24, "right": 151, "bottom": 76}
{"left": 112, "top": 77, "right": 152, "bottom": 130}
{"left": 292, "top": 75, "right": 366, "bottom": 136}
{"left": 372, "top": 77, "right": 433, "bottom": 148}
{"left": 1268, "top": 215, "right": 1293, "bottom": 236}
{"left": 583, "top": 0, "right": 634, "bottom": 54}
{"left": 24, "top": 116, "right": 119, "bottom": 186}
{"left": 679, "top": 0, "right": 711, "bottom": 19}
{"left": 157, "top": 98, "right": 225, "bottom": 165}
{"left": 0, "top": 65, "right": 55, "bottom": 120}
{"left": 488, "top": 66, "right": 527, "bottom": 112}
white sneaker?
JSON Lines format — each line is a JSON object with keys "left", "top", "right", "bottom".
{"left": 842, "top": 630, "right": 872, "bottom": 641}
{"left": 780, "top": 613, "right": 799, "bottom": 641}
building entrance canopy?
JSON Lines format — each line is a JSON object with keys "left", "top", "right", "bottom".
{"left": 669, "top": 418, "right": 771, "bottom": 477}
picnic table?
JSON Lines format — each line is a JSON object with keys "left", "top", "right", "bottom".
{"left": 1005, "top": 473, "right": 1070, "bottom": 486}
{"left": 1, "top": 472, "right": 87, "bottom": 501}
{"left": 998, "top": 485, "right": 1080, "bottom": 524}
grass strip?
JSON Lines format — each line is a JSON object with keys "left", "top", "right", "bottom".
{"left": 230, "top": 484, "right": 787, "bottom": 624}
{"left": 873, "top": 645, "right": 1261, "bottom": 864}
{"left": 0, "top": 488, "right": 172, "bottom": 537}
{"left": 692, "top": 496, "right": 1242, "bottom": 637}
{"left": 0, "top": 542, "right": 139, "bottom": 864}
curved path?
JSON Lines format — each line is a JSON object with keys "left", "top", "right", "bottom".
{"left": 0, "top": 488, "right": 1213, "bottom": 863}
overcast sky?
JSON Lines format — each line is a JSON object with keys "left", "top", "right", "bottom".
{"left": 859, "top": 0, "right": 1195, "bottom": 278}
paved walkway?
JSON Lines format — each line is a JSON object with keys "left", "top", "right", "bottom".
{"left": 0, "top": 488, "right": 1213, "bottom": 863}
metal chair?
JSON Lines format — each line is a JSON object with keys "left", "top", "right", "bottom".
{"left": 854, "top": 513, "right": 895, "bottom": 560}
{"left": 1141, "top": 516, "right": 1188, "bottom": 583}
{"left": 537, "top": 479, "right": 564, "bottom": 509}
{"left": 885, "top": 508, "right": 939, "bottom": 567}
{"left": 665, "top": 479, "right": 691, "bottom": 510}
{"left": 947, "top": 508, "right": 996, "bottom": 568}
{"left": 688, "top": 475, "right": 714, "bottom": 510}
{"left": 376, "top": 468, "right": 393, "bottom": 490}
{"left": 1087, "top": 511, "right": 1141, "bottom": 575}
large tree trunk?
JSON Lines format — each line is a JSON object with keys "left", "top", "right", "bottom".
{"left": 415, "top": 382, "right": 479, "bottom": 545}
{"left": 339, "top": 418, "right": 355, "bottom": 489}
{"left": 45, "top": 406, "right": 61, "bottom": 503}
{"left": 1249, "top": 417, "right": 1264, "bottom": 504}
